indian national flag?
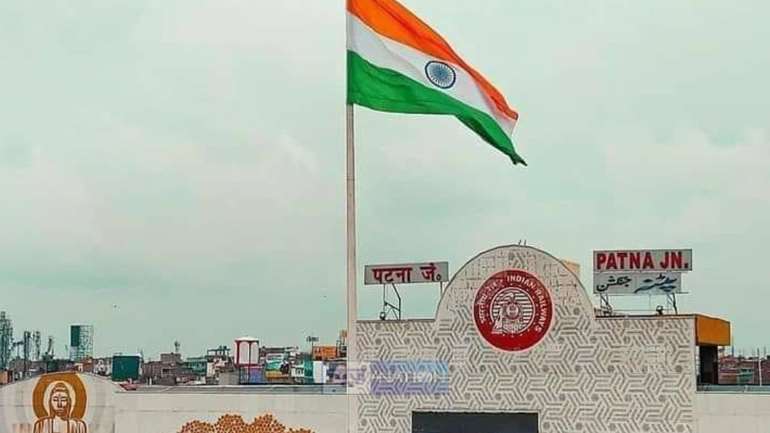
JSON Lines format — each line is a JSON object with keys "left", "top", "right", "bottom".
{"left": 347, "top": 0, "right": 525, "bottom": 165}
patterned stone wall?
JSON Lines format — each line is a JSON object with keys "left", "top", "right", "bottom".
{"left": 356, "top": 245, "right": 696, "bottom": 433}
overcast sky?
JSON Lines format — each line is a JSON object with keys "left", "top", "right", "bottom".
{"left": 1, "top": 0, "right": 768, "bottom": 359}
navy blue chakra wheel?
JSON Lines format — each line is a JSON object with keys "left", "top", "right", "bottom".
{"left": 425, "top": 60, "right": 457, "bottom": 89}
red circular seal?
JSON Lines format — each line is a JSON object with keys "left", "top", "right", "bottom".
{"left": 473, "top": 269, "right": 553, "bottom": 352}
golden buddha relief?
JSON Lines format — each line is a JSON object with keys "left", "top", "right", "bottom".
{"left": 32, "top": 373, "right": 88, "bottom": 433}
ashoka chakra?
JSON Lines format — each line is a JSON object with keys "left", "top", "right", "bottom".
{"left": 425, "top": 60, "right": 457, "bottom": 89}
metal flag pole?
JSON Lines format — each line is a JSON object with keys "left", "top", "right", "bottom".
{"left": 345, "top": 103, "right": 358, "bottom": 433}
{"left": 346, "top": 104, "right": 357, "bottom": 364}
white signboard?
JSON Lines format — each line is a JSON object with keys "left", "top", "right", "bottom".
{"left": 364, "top": 262, "right": 449, "bottom": 285}
{"left": 593, "top": 272, "right": 683, "bottom": 295}
{"left": 291, "top": 366, "right": 305, "bottom": 379}
{"left": 594, "top": 249, "right": 692, "bottom": 273}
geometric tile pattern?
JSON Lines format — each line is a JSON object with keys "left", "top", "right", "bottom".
{"left": 357, "top": 245, "right": 696, "bottom": 433}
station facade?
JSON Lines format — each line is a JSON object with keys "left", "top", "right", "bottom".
{"left": 356, "top": 245, "right": 698, "bottom": 433}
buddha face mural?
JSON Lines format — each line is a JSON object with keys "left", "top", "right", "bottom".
{"left": 48, "top": 383, "right": 74, "bottom": 418}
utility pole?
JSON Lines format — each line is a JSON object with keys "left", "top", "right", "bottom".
{"left": 306, "top": 336, "right": 319, "bottom": 359}
{"left": 22, "top": 331, "right": 31, "bottom": 378}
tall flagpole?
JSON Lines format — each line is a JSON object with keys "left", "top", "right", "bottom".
{"left": 346, "top": 2, "right": 358, "bottom": 428}
{"left": 345, "top": 103, "right": 358, "bottom": 433}
{"left": 346, "top": 104, "right": 357, "bottom": 361}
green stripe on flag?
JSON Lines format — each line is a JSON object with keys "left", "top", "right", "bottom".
{"left": 347, "top": 51, "right": 525, "bottom": 165}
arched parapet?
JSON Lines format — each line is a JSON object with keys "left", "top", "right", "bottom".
{"left": 434, "top": 245, "right": 595, "bottom": 353}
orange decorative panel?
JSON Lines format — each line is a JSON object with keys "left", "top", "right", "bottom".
{"left": 178, "top": 414, "right": 313, "bottom": 433}
{"left": 695, "top": 314, "right": 731, "bottom": 346}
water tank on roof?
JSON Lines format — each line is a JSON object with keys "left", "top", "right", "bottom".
{"left": 234, "top": 337, "right": 259, "bottom": 367}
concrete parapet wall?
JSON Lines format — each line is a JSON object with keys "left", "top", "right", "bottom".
{"left": 115, "top": 390, "right": 347, "bottom": 433}
{"left": 696, "top": 392, "right": 770, "bottom": 433}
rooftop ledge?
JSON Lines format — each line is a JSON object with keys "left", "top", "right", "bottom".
{"left": 698, "top": 385, "right": 770, "bottom": 394}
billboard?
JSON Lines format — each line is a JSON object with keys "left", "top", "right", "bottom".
{"left": 364, "top": 262, "right": 448, "bottom": 285}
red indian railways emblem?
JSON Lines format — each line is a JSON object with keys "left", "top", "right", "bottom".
{"left": 473, "top": 269, "right": 553, "bottom": 352}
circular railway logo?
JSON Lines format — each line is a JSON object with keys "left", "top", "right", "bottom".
{"left": 424, "top": 60, "right": 457, "bottom": 89}
{"left": 473, "top": 269, "right": 553, "bottom": 352}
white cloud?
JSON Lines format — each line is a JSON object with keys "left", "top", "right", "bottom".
{"left": 601, "top": 126, "right": 770, "bottom": 237}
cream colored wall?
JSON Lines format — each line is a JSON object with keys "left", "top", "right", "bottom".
{"left": 114, "top": 391, "right": 347, "bottom": 433}
{"left": 696, "top": 392, "right": 770, "bottom": 433}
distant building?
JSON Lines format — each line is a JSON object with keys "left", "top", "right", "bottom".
{"left": 69, "top": 325, "right": 94, "bottom": 361}
{"left": 337, "top": 330, "right": 347, "bottom": 359}
{"left": 185, "top": 356, "right": 209, "bottom": 378}
{"left": 141, "top": 360, "right": 173, "bottom": 385}
{"left": 0, "top": 312, "right": 12, "bottom": 370}
{"left": 160, "top": 352, "right": 182, "bottom": 365}
{"left": 719, "top": 355, "right": 770, "bottom": 385}
{"left": 312, "top": 345, "right": 338, "bottom": 361}
{"left": 93, "top": 357, "right": 112, "bottom": 377}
